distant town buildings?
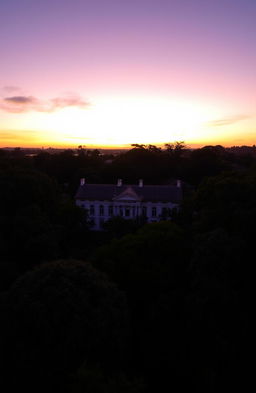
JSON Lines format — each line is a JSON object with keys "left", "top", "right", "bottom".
{"left": 75, "top": 178, "right": 182, "bottom": 230}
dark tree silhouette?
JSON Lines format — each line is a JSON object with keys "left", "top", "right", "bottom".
{"left": 1, "top": 260, "right": 128, "bottom": 392}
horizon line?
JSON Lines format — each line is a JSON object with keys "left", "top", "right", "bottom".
{"left": 1, "top": 142, "right": 256, "bottom": 150}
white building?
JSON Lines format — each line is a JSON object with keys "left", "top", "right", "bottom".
{"left": 75, "top": 179, "right": 182, "bottom": 230}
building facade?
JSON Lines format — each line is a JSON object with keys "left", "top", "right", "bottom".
{"left": 75, "top": 179, "right": 182, "bottom": 230}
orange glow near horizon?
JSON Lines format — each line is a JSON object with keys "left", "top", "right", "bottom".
{"left": 1, "top": 94, "right": 255, "bottom": 149}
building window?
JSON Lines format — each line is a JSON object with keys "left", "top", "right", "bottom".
{"left": 152, "top": 207, "right": 157, "bottom": 217}
{"left": 90, "top": 205, "right": 95, "bottom": 216}
{"left": 125, "top": 208, "right": 130, "bottom": 217}
{"left": 142, "top": 206, "right": 147, "bottom": 216}
{"left": 162, "top": 207, "right": 167, "bottom": 216}
{"left": 108, "top": 206, "right": 113, "bottom": 216}
{"left": 162, "top": 207, "right": 170, "bottom": 219}
{"left": 99, "top": 205, "right": 104, "bottom": 216}
{"left": 119, "top": 206, "right": 123, "bottom": 216}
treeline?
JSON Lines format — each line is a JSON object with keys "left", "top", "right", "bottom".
{"left": 0, "top": 144, "right": 254, "bottom": 392}
{"left": 1, "top": 143, "right": 256, "bottom": 193}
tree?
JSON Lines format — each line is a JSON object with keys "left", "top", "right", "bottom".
{"left": 71, "top": 362, "right": 146, "bottom": 393}
{"left": 102, "top": 216, "right": 145, "bottom": 238}
{"left": 0, "top": 168, "right": 58, "bottom": 216}
{"left": 1, "top": 260, "right": 128, "bottom": 392}
{"left": 92, "top": 221, "right": 189, "bottom": 306}
{"left": 165, "top": 141, "right": 186, "bottom": 155}
{"left": 0, "top": 168, "right": 60, "bottom": 270}
{"left": 130, "top": 144, "right": 146, "bottom": 149}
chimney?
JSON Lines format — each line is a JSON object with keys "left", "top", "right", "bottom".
{"left": 80, "top": 178, "right": 85, "bottom": 186}
{"left": 139, "top": 179, "right": 143, "bottom": 187}
{"left": 117, "top": 179, "right": 122, "bottom": 187}
{"left": 176, "top": 179, "right": 181, "bottom": 188}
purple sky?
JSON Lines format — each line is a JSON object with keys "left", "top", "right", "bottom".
{"left": 1, "top": 0, "right": 256, "bottom": 147}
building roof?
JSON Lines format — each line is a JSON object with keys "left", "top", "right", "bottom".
{"left": 75, "top": 183, "right": 182, "bottom": 203}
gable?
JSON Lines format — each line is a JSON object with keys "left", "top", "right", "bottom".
{"left": 113, "top": 186, "right": 141, "bottom": 202}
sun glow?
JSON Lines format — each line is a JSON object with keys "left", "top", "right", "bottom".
{"left": 2, "top": 94, "right": 251, "bottom": 148}
{"left": 14, "top": 95, "right": 222, "bottom": 147}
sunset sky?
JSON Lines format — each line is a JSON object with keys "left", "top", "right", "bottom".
{"left": 1, "top": 0, "right": 256, "bottom": 148}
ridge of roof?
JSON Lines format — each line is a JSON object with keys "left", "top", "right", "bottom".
{"left": 78, "top": 183, "right": 179, "bottom": 188}
{"left": 75, "top": 183, "right": 182, "bottom": 203}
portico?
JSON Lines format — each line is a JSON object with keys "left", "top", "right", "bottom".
{"left": 75, "top": 179, "right": 182, "bottom": 230}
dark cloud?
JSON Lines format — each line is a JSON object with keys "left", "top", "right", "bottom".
{"left": 0, "top": 90, "right": 89, "bottom": 113}
{"left": 4, "top": 96, "right": 38, "bottom": 104}
{"left": 0, "top": 96, "right": 40, "bottom": 113}
{"left": 207, "top": 115, "right": 250, "bottom": 127}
